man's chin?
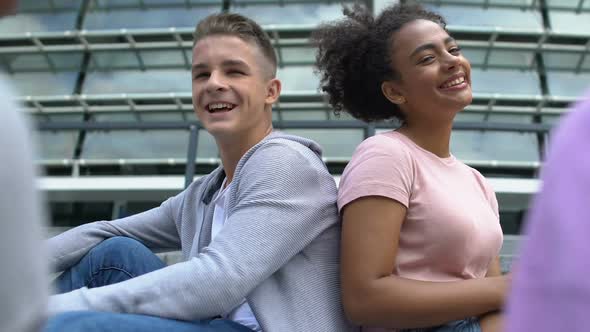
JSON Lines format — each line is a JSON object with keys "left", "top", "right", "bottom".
{"left": 207, "top": 126, "right": 238, "bottom": 141}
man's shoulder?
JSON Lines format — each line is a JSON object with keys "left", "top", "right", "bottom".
{"left": 244, "top": 133, "right": 324, "bottom": 167}
{"left": 234, "top": 134, "right": 333, "bottom": 188}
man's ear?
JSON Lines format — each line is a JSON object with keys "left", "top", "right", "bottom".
{"left": 265, "top": 78, "right": 281, "bottom": 105}
{"left": 381, "top": 80, "right": 406, "bottom": 105}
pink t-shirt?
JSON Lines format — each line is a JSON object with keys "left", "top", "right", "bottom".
{"left": 339, "top": 130, "right": 503, "bottom": 282}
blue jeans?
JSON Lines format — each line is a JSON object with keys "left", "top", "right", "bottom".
{"left": 400, "top": 317, "right": 481, "bottom": 332}
{"left": 45, "top": 237, "right": 253, "bottom": 332}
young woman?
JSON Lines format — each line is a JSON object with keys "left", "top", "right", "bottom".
{"left": 313, "top": 3, "right": 509, "bottom": 332}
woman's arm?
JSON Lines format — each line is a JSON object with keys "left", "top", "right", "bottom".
{"left": 485, "top": 256, "right": 502, "bottom": 277}
{"left": 341, "top": 196, "right": 509, "bottom": 329}
{"left": 478, "top": 256, "right": 508, "bottom": 332}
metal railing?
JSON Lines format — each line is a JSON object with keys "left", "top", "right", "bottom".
{"left": 36, "top": 119, "right": 553, "bottom": 188}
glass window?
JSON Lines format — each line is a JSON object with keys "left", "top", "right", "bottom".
{"left": 549, "top": 11, "right": 590, "bottom": 35}
{"left": 454, "top": 112, "right": 486, "bottom": 122}
{"left": 485, "top": 113, "right": 535, "bottom": 123}
{"left": 422, "top": 0, "right": 534, "bottom": 5}
{"left": 83, "top": 69, "right": 190, "bottom": 94}
{"left": 80, "top": 128, "right": 217, "bottom": 161}
{"left": 33, "top": 122, "right": 80, "bottom": 163}
{"left": 0, "top": 52, "right": 84, "bottom": 72}
{"left": 471, "top": 68, "right": 541, "bottom": 95}
{"left": 17, "top": 0, "right": 79, "bottom": 11}
{"left": 280, "top": 45, "right": 315, "bottom": 66}
{"left": 275, "top": 109, "right": 329, "bottom": 121}
{"left": 461, "top": 48, "right": 487, "bottom": 67}
{"left": 487, "top": 50, "right": 535, "bottom": 68}
{"left": 140, "top": 111, "right": 191, "bottom": 122}
{"left": 1, "top": 0, "right": 80, "bottom": 33}
{"left": 427, "top": 4, "right": 544, "bottom": 30}
{"left": 456, "top": 113, "right": 535, "bottom": 124}
{"left": 90, "top": 111, "right": 192, "bottom": 123}
{"left": 31, "top": 113, "right": 81, "bottom": 162}
{"left": 541, "top": 114, "right": 563, "bottom": 126}
{"left": 89, "top": 50, "right": 187, "bottom": 71}
{"left": 10, "top": 72, "right": 78, "bottom": 95}
{"left": 463, "top": 48, "right": 535, "bottom": 69}
{"left": 546, "top": 0, "right": 590, "bottom": 10}
{"left": 81, "top": 130, "right": 188, "bottom": 160}
{"left": 281, "top": 128, "right": 363, "bottom": 161}
{"left": 36, "top": 131, "right": 79, "bottom": 161}
{"left": 277, "top": 66, "right": 320, "bottom": 92}
{"left": 84, "top": 5, "right": 221, "bottom": 30}
{"left": 542, "top": 52, "right": 586, "bottom": 71}
{"left": 89, "top": 51, "right": 140, "bottom": 70}
{"left": 141, "top": 50, "right": 188, "bottom": 68}
{"left": 92, "top": 111, "right": 187, "bottom": 122}
{"left": 545, "top": 72, "right": 590, "bottom": 98}
{"left": 230, "top": 2, "right": 352, "bottom": 25}
{"left": 0, "top": 12, "right": 79, "bottom": 33}
{"left": 88, "top": 0, "right": 221, "bottom": 7}
{"left": 451, "top": 130, "right": 540, "bottom": 163}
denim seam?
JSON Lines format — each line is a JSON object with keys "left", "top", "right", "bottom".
{"left": 86, "top": 266, "right": 136, "bottom": 287}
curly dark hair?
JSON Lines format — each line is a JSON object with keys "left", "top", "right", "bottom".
{"left": 312, "top": 2, "right": 446, "bottom": 123}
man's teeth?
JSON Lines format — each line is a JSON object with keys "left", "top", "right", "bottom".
{"left": 441, "top": 77, "right": 465, "bottom": 88}
{"left": 208, "top": 103, "right": 234, "bottom": 111}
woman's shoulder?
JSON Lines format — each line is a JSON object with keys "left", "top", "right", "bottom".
{"left": 355, "top": 131, "right": 413, "bottom": 157}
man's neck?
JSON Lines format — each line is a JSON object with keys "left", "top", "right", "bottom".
{"left": 216, "top": 127, "right": 273, "bottom": 184}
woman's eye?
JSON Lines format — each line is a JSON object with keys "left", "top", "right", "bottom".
{"left": 419, "top": 55, "right": 435, "bottom": 64}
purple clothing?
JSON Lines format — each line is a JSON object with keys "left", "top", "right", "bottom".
{"left": 505, "top": 92, "right": 590, "bottom": 332}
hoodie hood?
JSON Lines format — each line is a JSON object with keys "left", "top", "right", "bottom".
{"left": 263, "top": 130, "right": 324, "bottom": 159}
{"left": 200, "top": 130, "right": 325, "bottom": 204}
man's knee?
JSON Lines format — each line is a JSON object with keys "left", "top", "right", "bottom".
{"left": 90, "top": 237, "right": 148, "bottom": 261}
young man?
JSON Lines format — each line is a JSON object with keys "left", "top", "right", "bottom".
{"left": 44, "top": 13, "right": 352, "bottom": 332}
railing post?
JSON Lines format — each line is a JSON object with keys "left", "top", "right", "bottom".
{"left": 184, "top": 124, "right": 199, "bottom": 188}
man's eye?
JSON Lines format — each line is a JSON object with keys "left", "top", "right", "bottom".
{"left": 449, "top": 46, "right": 462, "bottom": 54}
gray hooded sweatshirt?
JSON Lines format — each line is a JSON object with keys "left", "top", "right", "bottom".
{"left": 47, "top": 131, "right": 356, "bottom": 332}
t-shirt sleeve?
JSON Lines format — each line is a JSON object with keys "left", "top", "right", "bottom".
{"left": 469, "top": 168, "right": 500, "bottom": 221}
{"left": 484, "top": 179, "right": 500, "bottom": 220}
{"left": 338, "top": 135, "right": 414, "bottom": 212}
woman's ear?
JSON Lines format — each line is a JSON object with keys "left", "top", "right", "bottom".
{"left": 381, "top": 81, "right": 406, "bottom": 105}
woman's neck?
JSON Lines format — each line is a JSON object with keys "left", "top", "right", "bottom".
{"left": 397, "top": 121, "right": 453, "bottom": 158}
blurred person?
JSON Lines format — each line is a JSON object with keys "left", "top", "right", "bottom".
{"left": 0, "top": 0, "right": 50, "bottom": 331}
{"left": 313, "top": 2, "right": 509, "bottom": 331}
{"left": 0, "top": 64, "right": 49, "bottom": 332}
{"left": 504, "top": 91, "right": 590, "bottom": 332}
{"left": 43, "top": 12, "right": 352, "bottom": 332}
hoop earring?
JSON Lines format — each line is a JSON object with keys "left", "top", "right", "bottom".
{"left": 394, "top": 96, "right": 406, "bottom": 104}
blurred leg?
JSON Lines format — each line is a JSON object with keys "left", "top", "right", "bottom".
{"left": 44, "top": 311, "right": 253, "bottom": 332}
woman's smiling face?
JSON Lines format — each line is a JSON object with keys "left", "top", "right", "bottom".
{"left": 383, "top": 19, "right": 473, "bottom": 121}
